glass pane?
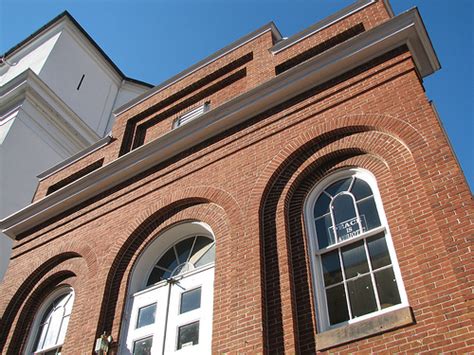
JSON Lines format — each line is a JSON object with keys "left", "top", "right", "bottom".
{"left": 177, "top": 321, "right": 199, "bottom": 350}
{"left": 56, "top": 314, "right": 70, "bottom": 346}
{"left": 367, "top": 233, "right": 391, "bottom": 269}
{"left": 175, "top": 238, "right": 194, "bottom": 264}
{"left": 194, "top": 243, "right": 216, "bottom": 267}
{"left": 133, "top": 336, "right": 153, "bottom": 355}
{"left": 351, "top": 178, "right": 372, "bottom": 201}
{"left": 136, "top": 303, "right": 156, "bottom": 328}
{"left": 321, "top": 251, "right": 342, "bottom": 286}
{"left": 326, "top": 178, "right": 352, "bottom": 197}
{"left": 157, "top": 248, "right": 179, "bottom": 273}
{"left": 42, "top": 304, "right": 63, "bottom": 349}
{"left": 347, "top": 274, "right": 377, "bottom": 317}
{"left": 34, "top": 321, "right": 48, "bottom": 350}
{"left": 326, "top": 284, "right": 350, "bottom": 325}
{"left": 315, "top": 214, "right": 334, "bottom": 248}
{"left": 333, "top": 194, "right": 360, "bottom": 241}
{"left": 190, "top": 236, "right": 212, "bottom": 260}
{"left": 341, "top": 240, "right": 369, "bottom": 279}
{"left": 147, "top": 267, "right": 170, "bottom": 286}
{"left": 357, "top": 197, "right": 381, "bottom": 231}
{"left": 180, "top": 288, "right": 201, "bottom": 314}
{"left": 375, "top": 268, "right": 401, "bottom": 309}
{"left": 314, "top": 193, "right": 331, "bottom": 217}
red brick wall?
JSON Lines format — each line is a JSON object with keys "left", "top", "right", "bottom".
{"left": 2, "top": 1, "right": 473, "bottom": 353}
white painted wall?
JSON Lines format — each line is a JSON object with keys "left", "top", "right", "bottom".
{"left": 39, "top": 29, "right": 121, "bottom": 137}
{"left": 0, "top": 32, "right": 60, "bottom": 86}
{"left": 0, "top": 107, "right": 68, "bottom": 280}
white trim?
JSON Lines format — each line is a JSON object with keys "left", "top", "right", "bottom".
{"left": 0, "top": 9, "right": 440, "bottom": 239}
{"left": 303, "top": 168, "right": 408, "bottom": 332}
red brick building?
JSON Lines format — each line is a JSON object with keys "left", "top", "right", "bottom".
{"left": 1, "top": 0, "right": 472, "bottom": 353}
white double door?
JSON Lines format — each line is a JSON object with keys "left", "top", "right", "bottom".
{"left": 125, "top": 266, "right": 214, "bottom": 354}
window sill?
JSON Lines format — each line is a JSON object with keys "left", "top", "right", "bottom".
{"left": 315, "top": 306, "right": 414, "bottom": 351}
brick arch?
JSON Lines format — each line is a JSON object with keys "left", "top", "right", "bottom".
{"left": 0, "top": 250, "right": 87, "bottom": 353}
{"left": 95, "top": 186, "right": 243, "bottom": 354}
{"left": 251, "top": 125, "right": 434, "bottom": 353}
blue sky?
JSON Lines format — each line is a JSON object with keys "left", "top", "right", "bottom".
{"left": 1, "top": 0, "right": 472, "bottom": 189}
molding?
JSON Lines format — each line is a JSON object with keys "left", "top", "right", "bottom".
{"left": 271, "top": 0, "right": 376, "bottom": 54}
{"left": 113, "top": 22, "right": 282, "bottom": 116}
{"left": 37, "top": 134, "right": 113, "bottom": 181}
{"left": 0, "top": 9, "right": 440, "bottom": 239}
{"left": 0, "top": 69, "right": 100, "bottom": 149}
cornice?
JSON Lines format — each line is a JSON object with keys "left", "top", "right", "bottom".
{"left": 0, "top": 9, "right": 440, "bottom": 239}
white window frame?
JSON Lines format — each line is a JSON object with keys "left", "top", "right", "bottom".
{"left": 25, "top": 286, "right": 75, "bottom": 355}
{"left": 304, "top": 168, "right": 408, "bottom": 332}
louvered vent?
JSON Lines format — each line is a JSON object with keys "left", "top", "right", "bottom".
{"left": 174, "top": 102, "right": 210, "bottom": 128}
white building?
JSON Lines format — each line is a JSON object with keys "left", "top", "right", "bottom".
{"left": 0, "top": 11, "right": 152, "bottom": 280}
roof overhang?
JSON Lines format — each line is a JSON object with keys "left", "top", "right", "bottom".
{"left": 0, "top": 9, "right": 440, "bottom": 239}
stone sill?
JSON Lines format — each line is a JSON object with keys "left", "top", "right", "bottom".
{"left": 316, "top": 306, "right": 414, "bottom": 351}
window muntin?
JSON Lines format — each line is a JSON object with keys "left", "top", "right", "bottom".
{"left": 306, "top": 169, "right": 407, "bottom": 331}
{"left": 30, "top": 288, "right": 74, "bottom": 355}
{"left": 147, "top": 236, "right": 214, "bottom": 287}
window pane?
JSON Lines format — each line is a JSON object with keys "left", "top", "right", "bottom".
{"left": 326, "top": 178, "right": 352, "bottom": 197}
{"left": 314, "top": 193, "right": 331, "bottom": 217}
{"left": 42, "top": 305, "right": 63, "bottom": 349}
{"left": 347, "top": 274, "right": 377, "bottom": 317}
{"left": 315, "top": 214, "right": 335, "bottom": 248}
{"left": 326, "top": 284, "right": 349, "bottom": 325}
{"left": 147, "top": 268, "right": 170, "bottom": 286}
{"left": 321, "top": 251, "right": 342, "bottom": 286}
{"left": 157, "top": 248, "right": 179, "bottom": 273}
{"left": 177, "top": 321, "right": 199, "bottom": 350}
{"left": 190, "top": 237, "right": 212, "bottom": 260}
{"left": 357, "top": 197, "right": 381, "bottom": 231}
{"left": 341, "top": 240, "right": 369, "bottom": 279}
{"left": 367, "top": 233, "right": 391, "bottom": 269}
{"left": 133, "top": 336, "right": 153, "bottom": 355}
{"left": 351, "top": 178, "right": 372, "bottom": 201}
{"left": 333, "top": 194, "right": 360, "bottom": 241}
{"left": 194, "top": 243, "right": 215, "bottom": 267}
{"left": 136, "top": 303, "right": 156, "bottom": 328}
{"left": 175, "top": 238, "right": 194, "bottom": 264}
{"left": 375, "top": 268, "right": 401, "bottom": 309}
{"left": 56, "top": 314, "right": 70, "bottom": 346}
{"left": 180, "top": 288, "right": 201, "bottom": 314}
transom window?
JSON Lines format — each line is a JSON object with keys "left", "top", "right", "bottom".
{"left": 27, "top": 287, "right": 74, "bottom": 355}
{"left": 305, "top": 169, "right": 407, "bottom": 331}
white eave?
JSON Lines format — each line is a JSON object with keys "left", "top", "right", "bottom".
{"left": 0, "top": 9, "right": 440, "bottom": 239}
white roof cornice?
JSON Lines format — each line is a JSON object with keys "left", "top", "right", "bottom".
{"left": 0, "top": 9, "right": 439, "bottom": 239}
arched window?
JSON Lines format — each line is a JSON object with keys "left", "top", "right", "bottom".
{"left": 305, "top": 169, "right": 407, "bottom": 332}
{"left": 122, "top": 222, "right": 215, "bottom": 355}
{"left": 26, "top": 287, "right": 75, "bottom": 354}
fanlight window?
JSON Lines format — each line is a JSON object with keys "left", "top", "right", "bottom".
{"left": 147, "top": 235, "right": 215, "bottom": 286}
{"left": 307, "top": 170, "right": 406, "bottom": 330}
{"left": 30, "top": 288, "right": 74, "bottom": 354}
